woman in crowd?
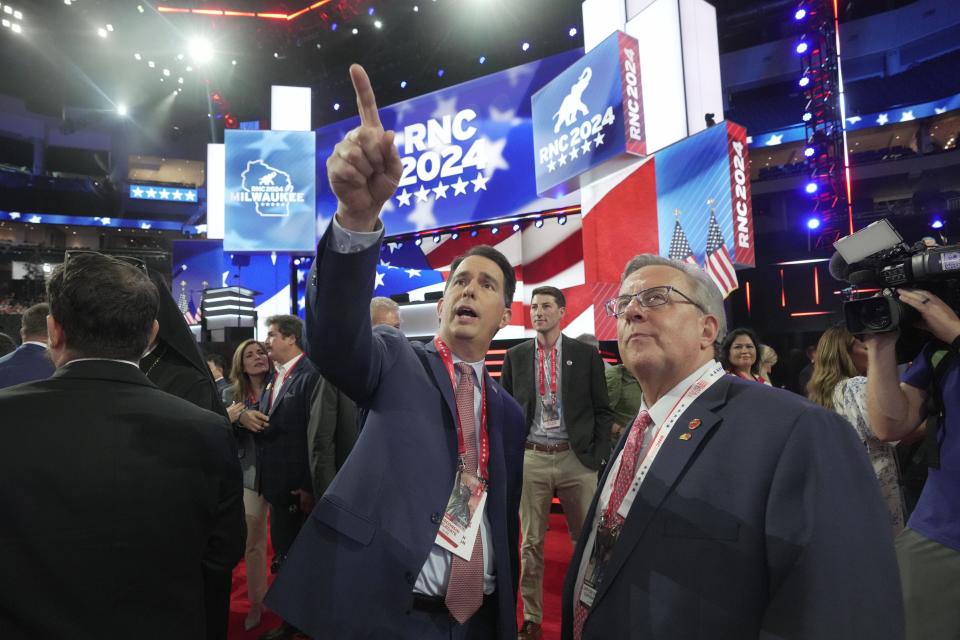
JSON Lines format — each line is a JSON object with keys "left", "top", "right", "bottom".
{"left": 223, "top": 339, "right": 274, "bottom": 631}
{"left": 759, "top": 344, "right": 778, "bottom": 386}
{"left": 720, "top": 328, "right": 766, "bottom": 383}
{"left": 807, "top": 326, "right": 905, "bottom": 533}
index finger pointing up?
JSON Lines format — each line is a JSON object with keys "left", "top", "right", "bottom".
{"left": 350, "top": 64, "right": 382, "bottom": 129}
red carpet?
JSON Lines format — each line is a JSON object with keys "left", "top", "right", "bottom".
{"left": 228, "top": 513, "right": 572, "bottom": 640}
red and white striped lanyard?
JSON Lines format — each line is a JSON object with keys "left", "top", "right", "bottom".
{"left": 434, "top": 337, "right": 489, "bottom": 483}
{"left": 537, "top": 344, "right": 558, "bottom": 399}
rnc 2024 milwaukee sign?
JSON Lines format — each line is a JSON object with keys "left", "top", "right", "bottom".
{"left": 531, "top": 31, "right": 645, "bottom": 196}
{"left": 224, "top": 130, "right": 317, "bottom": 253}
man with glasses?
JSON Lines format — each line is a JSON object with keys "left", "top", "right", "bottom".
{"left": 561, "top": 254, "right": 904, "bottom": 640}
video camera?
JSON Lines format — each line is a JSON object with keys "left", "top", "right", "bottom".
{"left": 830, "top": 219, "right": 960, "bottom": 338}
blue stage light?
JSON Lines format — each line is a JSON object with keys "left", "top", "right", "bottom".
{"left": 795, "top": 8, "right": 807, "bottom": 20}
{"left": 798, "top": 76, "right": 810, "bottom": 88}
{"left": 414, "top": 237, "right": 422, "bottom": 246}
{"left": 568, "top": 27, "right": 577, "bottom": 37}
{"left": 795, "top": 41, "right": 808, "bottom": 54}
{"left": 437, "top": 68, "right": 444, "bottom": 77}
{"left": 478, "top": 56, "right": 486, "bottom": 64}
{"left": 931, "top": 218, "right": 945, "bottom": 229}
{"left": 490, "top": 226, "right": 499, "bottom": 235}
{"left": 806, "top": 217, "right": 821, "bottom": 230}
{"left": 804, "top": 146, "right": 815, "bottom": 157}
{"left": 805, "top": 182, "right": 818, "bottom": 194}
{"left": 400, "top": 80, "right": 407, "bottom": 88}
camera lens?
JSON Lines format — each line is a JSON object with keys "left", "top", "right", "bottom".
{"left": 860, "top": 298, "right": 892, "bottom": 331}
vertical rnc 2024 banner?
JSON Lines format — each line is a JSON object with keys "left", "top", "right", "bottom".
{"left": 224, "top": 130, "right": 317, "bottom": 253}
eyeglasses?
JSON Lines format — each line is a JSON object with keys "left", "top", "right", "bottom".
{"left": 64, "top": 250, "right": 148, "bottom": 275}
{"left": 604, "top": 285, "right": 706, "bottom": 318}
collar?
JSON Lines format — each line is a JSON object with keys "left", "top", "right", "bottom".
{"left": 63, "top": 357, "right": 141, "bottom": 370}
{"left": 450, "top": 352, "right": 484, "bottom": 389}
{"left": 22, "top": 341, "right": 48, "bottom": 349}
{"left": 641, "top": 360, "right": 717, "bottom": 427}
{"left": 274, "top": 352, "right": 304, "bottom": 375}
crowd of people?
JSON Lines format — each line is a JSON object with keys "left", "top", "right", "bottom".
{"left": 0, "top": 64, "right": 958, "bottom": 640}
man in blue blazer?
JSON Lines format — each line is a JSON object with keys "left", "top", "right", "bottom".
{"left": 562, "top": 254, "right": 904, "bottom": 640}
{"left": 265, "top": 64, "right": 526, "bottom": 639}
{"left": 0, "top": 302, "right": 54, "bottom": 389}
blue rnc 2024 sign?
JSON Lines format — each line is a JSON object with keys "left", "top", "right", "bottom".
{"left": 531, "top": 31, "right": 644, "bottom": 196}
{"left": 224, "top": 130, "right": 317, "bottom": 253}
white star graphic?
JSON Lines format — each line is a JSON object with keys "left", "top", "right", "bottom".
{"left": 406, "top": 197, "right": 437, "bottom": 230}
{"left": 765, "top": 134, "right": 782, "bottom": 146}
{"left": 380, "top": 260, "right": 399, "bottom": 270}
{"left": 140, "top": 222, "right": 151, "bottom": 230}
{"left": 375, "top": 271, "right": 385, "bottom": 288}
{"left": 581, "top": 140, "right": 592, "bottom": 154}
{"left": 505, "top": 65, "right": 533, "bottom": 87}
{"left": 172, "top": 190, "right": 183, "bottom": 200}
{"left": 557, "top": 154, "right": 567, "bottom": 167}
{"left": 568, "top": 146, "right": 580, "bottom": 160}
{"left": 298, "top": 296, "right": 306, "bottom": 310}
{"left": 900, "top": 110, "right": 915, "bottom": 122}
{"left": 146, "top": 188, "right": 157, "bottom": 199}
{"left": 132, "top": 186, "right": 145, "bottom": 198}
{"left": 452, "top": 177, "right": 469, "bottom": 196}
{"left": 846, "top": 116, "right": 862, "bottom": 125}
{"left": 433, "top": 182, "right": 449, "bottom": 199}
{"left": 396, "top": 188, "right": 413, "bottom": 207}
{"left": 592, "top": 132, "right": 605, "bottom": 147}
{"left": 392, "top": 101, "right": 415, "bottom": 126}
{"left": 297, "top": 269, "right": 305, "bottom": 283}
{"left": 414, "top": 185, "right": 430, "bottom": 202}
{"left": 431, "top": 95, "right": 459, "bottom": 121}
{"left": 29, "top": 215, "right": 41, "bottom": 224}
{"left": 406, "top": 268, "right": 422, "bottom": 278}
{"left": 876, "top": 113, "right": 889, "bottom": 125}
{"left": 471, "top": 173, "right": 489, "bottom": 192}
{"left": 479, "top": 136, "right": 509, "bottom": 178}
{"left": 387, "top": 242, "right": 402, "bottom": 253}
{"left": 547, "top": 160, "right": 556, "bottom": 172}
{"left": 159, "top": 189, "right": 170, "bottom": 199}
{"left": 9, "top": 212, "right": 20, "bottom": 219}
{"left": 185, "top": 191, "right": 196, "bottom": 201}
{"left": 100, "top": 217, "right": 112, "bottom": 225}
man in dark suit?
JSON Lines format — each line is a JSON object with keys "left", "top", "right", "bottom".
{"left": 253, "top": 314, "right": 320, "bottom": 640}
{"left": 265, "top": 64, "right": 527, "bottom": 640}
{"left": 562, "top": 253, "right": 904, "bottom": 640}
{"left": 500, "top": 286, "right": 612, "bottom": 640}
{"left": 0, "top": 302, "right": 54, "bottom": 389}
{"left": 0, "top": 252, "right": 245, "bottom": 640}
{"left": 306, "top": 375, "right": 358, "bottom": 499}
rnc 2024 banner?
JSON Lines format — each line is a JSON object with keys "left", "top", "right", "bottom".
{"left": 224, "top": 130, "right": 316, "bottom": 253}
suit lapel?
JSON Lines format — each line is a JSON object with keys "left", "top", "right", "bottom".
{"left": 267, "top": 356, "right": 304, "bottom": 416}
{"left": 560, "top": 335, "right": 572, "bottom": 414}
{"left": 424, "top": 340, "right": 457, "bottom": 421}
{"left": 592, "top": 375, "right": 732, "bottom": 607}
{"left": 484, "top": 372, "right": 506, "bottom": 508}
{"left": 520, "top": 341, "right": 537, "bottom": 420}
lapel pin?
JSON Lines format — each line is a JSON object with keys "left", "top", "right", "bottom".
{"left": 679, "top": 433, "right": 692, "bottom": 441}
{"left": 688, "top": 418, "right": 701, "bottom": 430}
{"left": 566, "top": 360, "right": 573, "bottom": 366}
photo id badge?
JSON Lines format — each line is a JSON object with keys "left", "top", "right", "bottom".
{"left": 579, "top": 536, "right": 611, "bottom": 609}
{"left": 541, "top": 394, "right": 561, "bottom": 429}
{"left": 435, "top": 469, "right": 487, "bottom": 561}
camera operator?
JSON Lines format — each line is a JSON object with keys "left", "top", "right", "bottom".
{"left": 865, "top": 287, "right": 960, "bottom": 640}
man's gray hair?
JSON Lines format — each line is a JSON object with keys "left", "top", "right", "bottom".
{"left": 620, "top": 254, "right": 727, "bottom": 343}
{"left": 370, "top": 296, "right": 400, "bottom": 315}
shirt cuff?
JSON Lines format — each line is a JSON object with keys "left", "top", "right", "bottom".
{"left": 329, "top": 215, "right": 384, "bottom": 254}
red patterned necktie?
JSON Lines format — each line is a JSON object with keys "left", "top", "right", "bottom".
{"left": 445, "top": 362, "right": 484, "bottom": 624}
{"left": 573, "top": 410, "right": 652, "bottom": 640}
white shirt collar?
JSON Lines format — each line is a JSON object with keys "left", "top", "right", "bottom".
{"left": 451, "top": 352, "right": 484, "bottom": 389}
{"left": 22, "top": 341, "right": 48, "bottom": 348}
{"left": 64, "top": 357, "right": 141, "bottom": 369}
{"left": 274, "top": 352, "right": 303, "bottom": 375}
{"left": 641, "top": 360, "right": 717, "bottom": 427}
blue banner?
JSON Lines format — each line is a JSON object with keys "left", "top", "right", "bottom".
{"left": 224, "top": 130, "right": 317, "bottom": 253}
{"left": 128, "top": 184, "right": 198, "bottom": 202}
{"left": 0, "top": 210, "right": 202, "bottom": 234}
{"left": 314, "top": 49, "right": 582, "bottom": 237}
{"left": 531, "top": 31, "right": 643, "bottom": 195}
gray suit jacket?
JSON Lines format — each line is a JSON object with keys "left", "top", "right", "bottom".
{"left": 500, "top": 334, "right": 613, "bottom": 470}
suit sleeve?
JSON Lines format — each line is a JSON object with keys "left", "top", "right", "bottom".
{"left": 301, "top": 369, "right": 322, "bottom": 495}
{"left": 309, "top": 377, "right": 339, "bottom": 498}
{"left": 588, "top": 348, "right": 613, "bottom": 466}
{"left": 761, "top": 406, "right": 904, "bottom": 638}
{"left": 202, "top": 417, "right": 246, "bottom": 574}
{"left": 500, "top": 349, "right": 514, "bottom": 396}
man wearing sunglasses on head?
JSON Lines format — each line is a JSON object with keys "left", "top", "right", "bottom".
{"left": 562, "top": 254, "right": 904, "bottom": 640}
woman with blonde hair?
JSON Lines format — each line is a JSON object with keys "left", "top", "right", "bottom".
{"left": 223, "top": 339, "right": 274, "bottom": 631}
{"left": 807, "top": 326, "right": 905, "bottom": 533}
{"left": 759, "top": 344, "right": 777, "bottom": 386}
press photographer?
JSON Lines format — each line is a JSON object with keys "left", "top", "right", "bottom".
{"left": 832, "top": 221, "right": 960, "bottom": 640}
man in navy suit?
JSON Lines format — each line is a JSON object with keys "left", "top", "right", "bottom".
{"left": 265, "top": 64, "right": 526, "bottom": 640}
{"left": 562, "top": 254, "right": 904, "bottom": 640}
{"left": 0, "top": 302, "right": 54, "bottom": 389}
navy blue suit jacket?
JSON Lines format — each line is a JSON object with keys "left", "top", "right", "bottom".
{"left": 0, "top": 344, "right": 54, "bottom": 390}
{"left": 265, "top": 226, "right": 526, "bottom": 639}
{"left": 561, "top": 374, "right": 905, "bottom": 640}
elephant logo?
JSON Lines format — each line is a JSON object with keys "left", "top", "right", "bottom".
{"left": 552, "top": 67, "right": 593, "bottom": 134}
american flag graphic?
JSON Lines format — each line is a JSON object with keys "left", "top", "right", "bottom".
{"left": 177, "top": 282, "right": 200, "bottom": 325}
{"left": 704, "top": 206, "right": 739, "bottom": 298}
{"left": 667, "top": 212, "right": 699, "bottom": 266}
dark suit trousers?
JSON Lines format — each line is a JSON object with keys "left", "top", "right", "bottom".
{"left": 404, "top": 593, "right": 497, "bottom": 640}
{"left": 269, "top": 493, "right": 307, "bottom": 561}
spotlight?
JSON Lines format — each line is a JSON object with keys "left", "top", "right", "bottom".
{"left": 134, "top": 53, "right": 142, "bottom": 60}
{"left": 105, "top": 24, "right": 114, "bottom": 32}
{"left": 804, "top": 146, "right": 815, "bottom": 157}
{"left": 534, "top": 218, "right": 544, "bottom": 228}
{"left": 352, "top": 27, "right": 358, "bottom": 34}
{"left": 568, "top": 27, "right": 577, "bottom": 37}
{"left": 557, "top": 215, "right": 567, "bottom": 225}
{"left": 64, "top": 0, "right": 72, "bottom": 4}
{"left": 400, "top": 80, "right": 407, "bottom": 88}
{"left": 232, "top": 60, "right": 237, "bottom": 65}
{"left": 97, "top": 27, "right": 107, "bottom": 38}
{"left": 117, "top": 103, "right": 128, "bottom": 117}
{"left": 432, "top": 234, "right": 441, "bottom": 243}
{"left": 802, "top": 112, "right": 812, "bottom": 122}
{"left": 512, "top": 223, "right": 520, "bottom": 231}
{"left": 162, "top": 68, "right": 170, "bottom": 77}
{"left": 368, "top": 7, "right": 375, "bottom": 15}
{"left": 451, "top": 232, "right": 459, "bottom": 240}
{"left": 470, "top": 229, "right": 478, "bottom": 238}
{"left": 805, "top": 182, "right": 818, "bottom": 194}
{"left": 478, "top": 56, "right": 486, "bottom": 64}
{"left": 521, "top": 42, "right": 530, "bottom": 52}
{"left": 798, "top": 76, "right": 810, "bottom": 88}
{"left": 414, "top": 237, "right": 422, "bottom": 246}
{"left": 10, "top": 22, "right": 20, "bottom": 33}
{"left": 331, "top": 22, "right": 337, "bottom": 30}
{"left": 490, "top": 226, "right": 499, "bottom": 234}
{"left": 224, "top": 114, "right": 238, "bottom": 129}
{"left": 138, "top": 5, "right": 144, "bottom": 12}
{"left": 795, "top": 41, "right": 808, "bottom": 54}
{"left": 178, "top": 77, "right": 183, "bottom": 84}
{"left": 931, "top": 218, "right": 945, "bottom": 229}
{"left": 333, "top": 103, "right": 340, "bottom": 111}
{"left": 189, "top": 37, "right": 213, "bottom": 64}
{"left": 794, "top": 8, "right": 807, "bottom": 20}
{"left": 374, "top": 20, "right": 382, "bottom": 29}
{"left": 148, "top": 60, "right": 155, "bottom": 68}
{"left": 806, "top": 217, "right": 821, "bottom": 230}
{"left": 176, "top": 53, "right": 184, "bottom": 60}
{"left": 413, "top": 5, "right": 419, "bottom": 11}
{"left": 437, "top": 68, "right": 444, "bottom": 77}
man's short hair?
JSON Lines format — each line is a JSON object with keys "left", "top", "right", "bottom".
{"left": 47, "top": 253, "right": 159, "bottom": 361}
{"left": 266, "top": 314, "right": 304, "bottom": 349}
{"left": 20, "top": 303, "right": 49, "bottom": 339}
{"left": 206, "top": 353, "right": 226, "bottom": 373}
{"left": 370, "top": 296, "right": 400, "bottom": 316}
{"left": 446, "top": 245, "right": 516, "bottom": 307}
{"left": 531, "top": 285, "right": 566, "bottom": 309}
{"left": 620, "top": 254, "right": 727, "bottom": 344}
